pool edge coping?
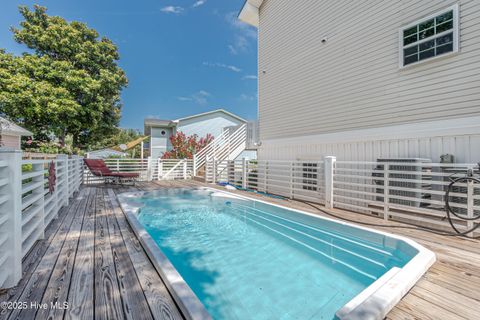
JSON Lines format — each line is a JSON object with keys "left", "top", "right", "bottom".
{"left": 117, "top": 187, "right": 436, "bottom": 320}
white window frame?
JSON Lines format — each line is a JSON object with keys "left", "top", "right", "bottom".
{"left": 399, "top": 4, "right": 459, "bottom": 69}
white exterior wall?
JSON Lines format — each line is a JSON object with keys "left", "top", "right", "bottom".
{"left": 150, "top": 127, "right": 173, "bottom": 159}
{"left": 257, "top": 0, "right": 480, "bottom": 162}
{"left": 0, "top": 135, "right": 20, "bottom": 149}
{"left": 177, "top": 112, "right": 244, "bottom": 138}
{"left": 259, "top": 116, "right": 480, "bottom": 163}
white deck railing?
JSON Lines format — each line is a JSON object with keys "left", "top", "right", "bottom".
{"left": 83, "top": 158, "right": 194, "bottom": 184}
{"left": 210, "top": 157, "right": 480, "bottom": 236}
{"left": 193, "top": 124, "right": 247, "bottom": 177}
{"left": 0, "top": 149, "right": 83, "bottom": 289}
{"left": 156, "top": 159, "right": 193, "bottom": 180}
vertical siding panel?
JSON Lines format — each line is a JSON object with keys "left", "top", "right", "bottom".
{"left": 468, "top": 136, "right": 480, "bottom": 163}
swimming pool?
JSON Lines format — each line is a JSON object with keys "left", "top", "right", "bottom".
{"left": 119, "top": 188, "right": 435, "bottom": 320}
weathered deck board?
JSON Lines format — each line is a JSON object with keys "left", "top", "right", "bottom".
{"left": 106, "top": 188, "right": 183, "bottom": 320}
{"left": 35, "top": 184, "right": 90, "bottom": 320}
{"left": 65, "top": 186, "right": 96, "bottom": 320}
{"left": 1, "top": 181, "right": 479, "bottom": 320}
{"left": 103, "top": 189, "right": 154, "bottom": 320}
{"left": 94, "top": 188, "right": 126, "bottom": 320}
{"left": 0, "top": 190, "right": 75, "bottom": 315}
{"left": 3, "top": 188, "right": 89, "bottom": 320}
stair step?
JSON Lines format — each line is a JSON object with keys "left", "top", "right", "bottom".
{"left": 194, "top": 175, "right": 206, "bottom": 182}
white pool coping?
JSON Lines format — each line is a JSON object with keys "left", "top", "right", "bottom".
{"left": 117, "top": 187, "right": 436, "bottom": 320}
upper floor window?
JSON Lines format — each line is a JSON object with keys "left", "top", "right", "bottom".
{"left": 400, "top": 4, "right": 459, "bottom": 68}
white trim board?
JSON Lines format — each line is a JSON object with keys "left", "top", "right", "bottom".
{"left": 261, "top": 116, "right": 480, "bottom": 146}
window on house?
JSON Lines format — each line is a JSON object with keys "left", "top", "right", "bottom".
{"left": 400, "top": 5, "right": 458, "bottom": 67}
{"left": 302, "top": 163, "right": 318, "bottom": 191}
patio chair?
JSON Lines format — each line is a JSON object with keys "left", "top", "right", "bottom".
{"left": 84, "top": 159, "right": 139, "bottom": 185}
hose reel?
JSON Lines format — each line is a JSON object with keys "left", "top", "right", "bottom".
{"left": 445, "top": 165, "right": 480, "bottom": 236}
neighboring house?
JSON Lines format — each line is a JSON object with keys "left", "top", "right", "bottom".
{"left": 145, "top": 109, "right": 248, "bottom": 159}
{"left": 86, "top": 148, "right": 126, "bottom": 159}
{"left": 0, "top": 117, "right": 32, "bottom": 149}
{"left": 240, "top": 1, "right": 480, "bottom": 163}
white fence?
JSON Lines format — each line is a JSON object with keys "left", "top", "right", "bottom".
{"left": 83, "top": 158, "right": 194, "bottom": 184}
{"left": 0, "top": 150, "right": 83, "bottom": 289}
{"left": 194, "top": 124, "right": 247, "bottom": 177}
{"left": 210, "top": 157, "right": 480, "bottom": 236}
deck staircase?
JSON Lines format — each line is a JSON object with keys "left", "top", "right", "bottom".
{"left": 194, "top": 123, "right": 248, "bottom": 183}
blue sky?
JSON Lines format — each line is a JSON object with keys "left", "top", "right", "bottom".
{"left": 0, "top": 0, "right": 258, "bottom": 132}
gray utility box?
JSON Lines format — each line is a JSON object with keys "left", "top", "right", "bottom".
{"left": 373, "top": 158, "right": 432, "bottom": 208}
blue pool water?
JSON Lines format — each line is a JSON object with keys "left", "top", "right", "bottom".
{"left": 135, "top": 188, "right": 417, "bottom": 320}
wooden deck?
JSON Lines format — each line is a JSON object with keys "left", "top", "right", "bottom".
{"left": 1, "top": 181, "right": 479, "bottom": 319}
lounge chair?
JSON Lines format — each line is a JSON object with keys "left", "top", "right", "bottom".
{"left": 84, "top": 159, "right": 139, "bottom": 185}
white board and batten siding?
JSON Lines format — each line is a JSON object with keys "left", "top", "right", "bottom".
{"left": 177, "top": 112, "right": 245, "bottom": 138}
{"left": 257, "top": 0, "right": 480, "bottom": 163}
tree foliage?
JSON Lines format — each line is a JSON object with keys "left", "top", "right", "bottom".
{"left": 162, "top": 132, "right": 213, "bottom": 159}
{"left": 0, "top": 5, "right": 128, "bottom": 147}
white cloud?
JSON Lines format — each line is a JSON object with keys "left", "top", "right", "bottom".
{"left": 228, "top": 45, "right": 237, "bottom": 55}
{"left": 239, "top": 93, "right": 256, "bottom": 101}
{"left": 226, "top": 11, "right": 257, "bottom": 55}
{"left": 178, "top": 90, "right": 211, "bottom": 105}
{"left": 242, "top": 75, "right": 258, "bottom": 80}
{"left": 203, "top": 62, "right": 242, "bottom": 73}
{"left": 192, "top": 0, "right": 206, "bottom": 8}
{"left": 161, "top": 6, "right": 184, "bottom": 14}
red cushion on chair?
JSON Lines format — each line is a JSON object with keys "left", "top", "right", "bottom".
{"left": 84, "top": 159, "right": 105, "bottom": 167}
{"left": 84, "top": 159, "right": 113, "bottom": 176}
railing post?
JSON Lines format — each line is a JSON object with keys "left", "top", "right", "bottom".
{"left": 147, "top": 156, "right": 152, "bottom": 181}
{"left": 467, "top": 167, "right": 474, "bottom": 237}
{"left": 158, "top": 159, "right": 163, "bottom": 180}
{"left": 263, "top": 161, "right": 268, "bottom": 193}
{"left": 193, "top": 155, "right": 197, "bottom": 177}
{"left": 290, "top": 161, "right": 294, "bottom": 199}
{"left": 57, "top": 154, "right": 69, "bottom": 205}
{"left": 205, "top": 155, "right": 210, "bottom": 183}
{"left": 116, "top": 159, "right": 120, "bottom": 172}
{"left": 212, "top": 157, "right": 216, "bottom": 184}
{"left": 0, "top": 149, "right": 23, "bottom": 288}
{"left": 383, "top": 163, "right": 390, "bottom": 221}
{"left": 76, "top": 155, "right": 83, "bottom": 188}
{"left": 324, "top": 156, "right": 336, "bottom": 209}
{"left": 183, "top": 159, "right": 187, "bottom": 180}
{"left": 242, "top": 158, "right": 247, "bottom": 189}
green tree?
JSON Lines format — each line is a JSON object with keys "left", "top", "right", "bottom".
{"left": 0, "top": 5, "right": 128, "bottom": 147}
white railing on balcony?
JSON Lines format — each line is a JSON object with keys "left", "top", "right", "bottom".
{"left": 0, "top": 149, "right": 83, "bottom": 289}
{"left": 209, "top": 157, "right": 480, "bottom": 236}
{"left": 193, "top": 123, "right": 247, "bottom": 177}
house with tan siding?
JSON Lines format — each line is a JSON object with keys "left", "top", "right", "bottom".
{"left": 240, "top": 0, "right": 480, "bottom": 163}
{"left": 0, "top": 117, "right": 32, "bottom": 150}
